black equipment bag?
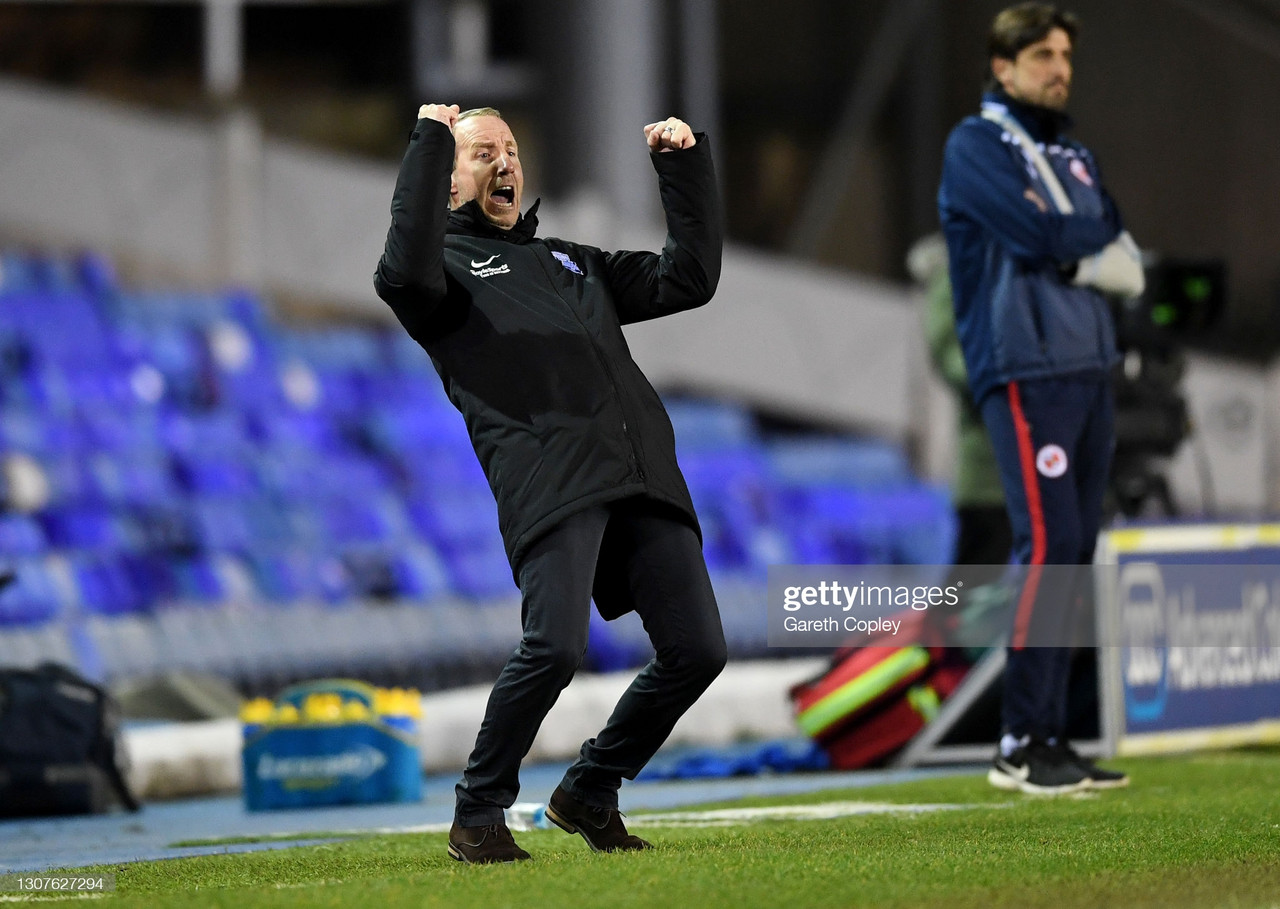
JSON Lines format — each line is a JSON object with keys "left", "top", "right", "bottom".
{"left": 0, "top": 662, "right": 140, "bottom": 818}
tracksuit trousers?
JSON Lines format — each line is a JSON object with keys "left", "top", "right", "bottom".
{"left": 454, "top": 497, "right": 727, "bottom": 826}
{"left": 980, "top": 374, "right": 1114, "bottom": 741}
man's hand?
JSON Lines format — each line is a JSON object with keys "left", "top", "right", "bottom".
{"left": 1023, "top": 187, "right": 1048, "bottom": 212}
{"left": 418, "top": 104, "right": 461, "bottom": 130}
{"left": 1072, "top": 230, "right": 1146, "bottom": 300}
{"left": 644, "top": 118, "right": 696, "bottom": 152}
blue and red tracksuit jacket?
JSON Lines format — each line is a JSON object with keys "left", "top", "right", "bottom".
{"left": 937, "top": 91, "right": 1124, "bottom": 406}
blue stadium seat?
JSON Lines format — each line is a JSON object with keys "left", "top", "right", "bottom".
{"left": 248, "top": 549, "right": 351, "bottom": 604}
{"left": 168, "top": 555, "right": 226, "bottom": 602}
{"left": 0, "top": 251, "right": 43, "bottom": 295}
{"left": 207, "top": 552, "right": 262, "bottom": 604}
{"left": 666, "top": 398, "right": 756, "bottom": 451}
{"left": 76, "top": 409, "right": 163, "bottom": 454}
{"left": 386, "top": 331, "right": 445, "bottom": 377}
{"left": 0, "top": 329, "right": 30, "bottom": 395}
{"left": 70, "top": 554, "right": 151, "bottom": 616}
{"left": 191, "top": 499, "right": 260, "bottom": 552}
{"left": 878, "top": 485, "right": 957, "bottom": 565}
{"left": 60, "top": 367, "right": 138, "bottom": 411}
{"left": 396, "top": 444, "right": 491, "bottom": 497}
{"left": 38, "top": 505, "right": 137, "bottom": 551}
{"left": 278, "top": 326, "right": 385, "bottom": 372}
{"left": 773, "top": 482, "right": 956, "bottom": 566}
{"left": 11, "top": 292, "right": 113, "bottom": 366}
{"left": 112, "top": 322, "right": 215, "bottom": 410}
{"left": 0, "top": 560, "right": 62, "bottom": 627}
{"left": 314, "top": 495, "right": 402, "bottom": 546}
{"left": 131, "top": 503, "right": 202, "bottom": 553}
{"left": 358, "top": 370, "right": 450, "bottom": 411}
{"left": 215, "top": 368, "right": 285, "bottom": 418}
{"left": 1, "top": 253, "right": 93, "bottom": 294}
{"left": 258, "top": 451, "right": 395, "bottom": 502}
{"left": 0, "top": 408, "right": 75, "bottom": 452}
{"left": 172, "top": 453, "right": 260, "bottom": 497}
{"left": 246, "top": 549, "right": 313, "bottom": 604}
{"left": 246, "top": 407, "right": 345, "bottom": 452}
{"left": 773, "top": 485, "right": 891, "bottom": 564}
{"left": 87, "top": 450, "right": 178, "bottom": 506}
{"left": 445, "top": 544, "right": 517, "bottom": 601}
{"left": 160, "top": 409, "right": 250, "bottom": 457}
{"left": 338, "top": 547, "right": 400, "bottom": 600}
{"left": 117, "top": 553, "right": 180, "bottom": 605}
{"left": 766, "top": 437, "right": 912, "bottom": 490}
{"left": 74, "top": 250, "right": 117, "bottom": 295}
{"left": 406, "top": 489, "right": 501, "bottom": 553}
{"left": 363, "top": 403, "right": 471, "bottom": 454}
{"left": 679, "top": 447, "right": 777, "bottom": 572}
{"left": 305, "top": 368, "right": 365, "bottom": 416}
{"left": 391, "top": 543, "right": 452, "bottom": 600}
{"left": 37, "top": 455, "right": 99, "bottom": 507}
{"left": 0, "top": 513, "right": 50, "bottom": 556}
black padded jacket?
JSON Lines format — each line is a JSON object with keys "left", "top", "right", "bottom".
{"left": 373, "top": 118, "right": 723, "bottom": 610}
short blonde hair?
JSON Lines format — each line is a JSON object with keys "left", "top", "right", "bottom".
{"left": 457, "top": 106, "right": 504, "bottom": 124}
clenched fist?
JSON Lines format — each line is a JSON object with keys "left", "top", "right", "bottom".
{"left": 644, "top": 118, "right": 696, "bottom": 152}
{"left": 419, "top": 104, "right": 461, "bottom": 130}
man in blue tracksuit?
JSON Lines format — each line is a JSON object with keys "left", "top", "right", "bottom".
{"left": 938, "top": 3, "right": 1137, "bottom": 794}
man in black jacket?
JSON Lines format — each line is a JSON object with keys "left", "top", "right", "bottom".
{"left": 374, "top": 104, "right": 727, "bottom": 863}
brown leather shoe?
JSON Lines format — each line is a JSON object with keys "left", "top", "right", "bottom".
{"left": 545, "top": 785, "right": 652, "bottom": 853}
{"left": 447, "top": 821, "right": 531, "bottom": 864}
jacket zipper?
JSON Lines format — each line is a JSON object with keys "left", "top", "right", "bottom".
{"left": 529, "top": 245, "right": 646, "bottom": 483}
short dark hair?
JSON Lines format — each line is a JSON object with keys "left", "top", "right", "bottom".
{"left": 988, "top": 3, "right": 1078, "bottom": 62}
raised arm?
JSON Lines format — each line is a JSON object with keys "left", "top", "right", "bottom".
{"left": 373, "top": 104, "right": 459, "bottom": 340}
{"left": 604, "top": 117, "right": 724, "bottom": 325}
{"left": 940, "top": 121, "right": 1120, "bottom": 268}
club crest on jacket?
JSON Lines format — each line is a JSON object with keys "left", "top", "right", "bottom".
{"left": 552, "top": 251, "right": 585, "bottom": 276}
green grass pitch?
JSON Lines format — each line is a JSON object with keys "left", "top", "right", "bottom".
{"left": 48, "top": 748, "right": 1280, "bottom": 908}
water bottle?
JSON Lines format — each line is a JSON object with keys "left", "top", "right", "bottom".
{"left": 506, "top": 802, "right": 551, "bottom": 831}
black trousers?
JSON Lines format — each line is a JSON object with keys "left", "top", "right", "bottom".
{"left": 454, "top": 497, "right": 727, "bottom": 826}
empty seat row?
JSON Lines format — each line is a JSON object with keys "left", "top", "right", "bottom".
{"left": 0, "top": 247, "right": 955, "bottom": 686}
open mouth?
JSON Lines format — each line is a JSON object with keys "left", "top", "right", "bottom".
{"left": 490, "top": 187, "right": 515, "bottom": 206}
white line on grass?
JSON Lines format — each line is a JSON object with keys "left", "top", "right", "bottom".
{"left": 627, "top": 801, "right": 984, "bottom": 827}
{"left": 0, "top": 896, "right": 109, "bottom": 903}
{"left": 258, "top": 800, "right": 1003, "bottom": 841}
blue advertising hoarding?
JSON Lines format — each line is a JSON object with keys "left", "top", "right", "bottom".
{"left": 1097, "top": 524, "right": 1280, "bottom": 755}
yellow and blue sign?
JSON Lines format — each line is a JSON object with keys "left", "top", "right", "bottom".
{"left": 241, "top": 679, "right": 423, "bottom": 811}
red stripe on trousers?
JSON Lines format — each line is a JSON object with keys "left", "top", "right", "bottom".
{"left": 1008, "top": 381, "right": 1046, "bottom": 650}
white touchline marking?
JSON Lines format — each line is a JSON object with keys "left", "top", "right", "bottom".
{"left": 253, "top": 801, "right": 1003, "bottom": 841}
{"left": 0, "top": 895, "right": 110, "bottom": 903}
{"left": 627, "top": 801, "right": 986, "bottom": 826}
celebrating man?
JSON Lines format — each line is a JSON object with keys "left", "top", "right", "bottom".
{"left": 374, "top": 105, "right": 727, "bottom": 861}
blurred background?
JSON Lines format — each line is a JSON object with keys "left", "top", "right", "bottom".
{"left": 4, "top": 0, "right": 1279, "bottom": 340}
{"left": 0, "top": 0, "right": 1277, "bottom": 765}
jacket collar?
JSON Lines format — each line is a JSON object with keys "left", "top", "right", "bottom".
{"left": 982, "top": 90, "right": 1073, "bottom": 143}
{"left": 447, "top": 198, "right": 541, "bottom": 243}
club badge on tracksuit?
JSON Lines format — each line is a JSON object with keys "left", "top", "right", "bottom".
{"left": 1035, "top": 444, "right": 1068, "bottom": 478}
